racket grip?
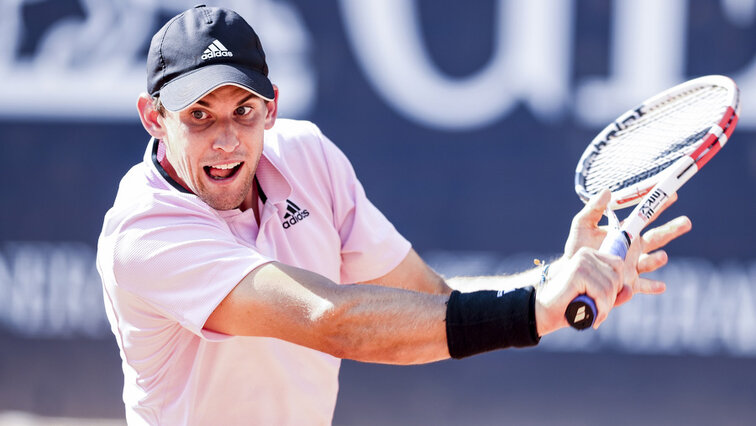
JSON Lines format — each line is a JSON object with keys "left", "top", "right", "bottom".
{"left": 565, "top": 230, "right": 631, "bottom": 330}
{"left": 599, "top": 229, "right": 631, "bottom": 260}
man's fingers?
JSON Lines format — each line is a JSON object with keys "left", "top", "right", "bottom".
{"left": 637, "top": 250, "right": 668, "bottom": 274}
{"left": 642, "top": 216, "right": 692, "bottom": 253}
{"left": 634, "top": 277, "right": 666, "bottom": 295}
{"left": 576, "top": 193, "right": 683, "bottom": 329}
{"left": 576, "top": 189, "right": 612, "bottom": 227}
{"left": 613, "top": 277, "right": 666, "bottom": 309}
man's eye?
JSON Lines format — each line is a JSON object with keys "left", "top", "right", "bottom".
{"left": 191, "top": 110, "right": 206, "bottom": 120}
{"left": 235, "top": 106, "right": 251, "bottom": 116}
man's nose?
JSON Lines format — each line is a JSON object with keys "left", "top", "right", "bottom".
{"left": 213, "top": 129, "right": 240, "bottom": 152}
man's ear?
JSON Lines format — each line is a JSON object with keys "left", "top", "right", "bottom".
{"left": 264, "top": 85, "right": 279, "bottom": 130}
{"left": 137, "top": 93, "right": 167, "bottom": 139}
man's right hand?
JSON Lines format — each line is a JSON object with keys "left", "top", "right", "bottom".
{"left": 534, "top": 247, "right": 624, "bottom": 336}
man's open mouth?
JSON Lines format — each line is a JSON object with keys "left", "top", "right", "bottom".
{"left": 204, "top": 162, "right": 243, "bottom": 180}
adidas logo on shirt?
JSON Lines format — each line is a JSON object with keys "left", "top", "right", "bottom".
{"left": 201, "top": 39, "right": 233, "bottom": 61}
{"left": 282, "top": 199, "right": 309, "bottom": 229}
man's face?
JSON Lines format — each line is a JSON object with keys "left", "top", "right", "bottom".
{"left": 158, "top": 85, "right": 274, "bottom": 211}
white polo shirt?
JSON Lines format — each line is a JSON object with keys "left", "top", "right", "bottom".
{"left": 97, "top": 119, "right": 411, "bottom": 425}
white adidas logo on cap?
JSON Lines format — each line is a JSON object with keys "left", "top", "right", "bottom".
{"left": 201, "top": 39, "right": 233, "bottom": 61}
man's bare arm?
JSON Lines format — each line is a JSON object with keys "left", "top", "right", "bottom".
{"left": 205, "top": 248, "right": 624, "bottom": 363}
{"left": 205, "top": 261, "right": 450, "bottom": 365}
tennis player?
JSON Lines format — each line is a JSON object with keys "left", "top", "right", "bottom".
{"left": 96, "top": 5, "right": 691, "bottom": 425}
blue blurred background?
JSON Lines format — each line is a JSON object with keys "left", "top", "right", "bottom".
{"left": 1, "top": 0, "right": 755, "bottom": 424}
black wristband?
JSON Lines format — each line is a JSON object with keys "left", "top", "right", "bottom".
{"left": 445, "top": 287, "right": 540, "bottom": 359}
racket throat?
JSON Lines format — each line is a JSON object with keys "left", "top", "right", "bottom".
{"left": 604, "top": 208, "right": 621, "bottom": 230}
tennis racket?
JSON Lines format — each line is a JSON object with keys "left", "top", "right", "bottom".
{"left": 566, "top": 75, "right": 740, "bottom": 330}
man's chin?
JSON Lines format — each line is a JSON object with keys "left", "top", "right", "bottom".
{"left": 196, "top": 173, "right": 255, "bottom": 211}
{"left": 206, "top": 198, "right": 245, "bottom": 211}
{"left": 197, "top": 189, "right": 248, "bottom": 211}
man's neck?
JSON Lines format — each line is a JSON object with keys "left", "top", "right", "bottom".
{"left": 157, "top": 140, "right": 193, "bottom": 194}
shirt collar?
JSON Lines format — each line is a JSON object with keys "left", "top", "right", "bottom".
{"left": 254, "top": 149, "right": 291, "bottom": 205}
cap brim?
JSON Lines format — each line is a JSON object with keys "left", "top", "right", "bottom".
{"left": 159, "top": 64, "right": 274, "bottom": 111}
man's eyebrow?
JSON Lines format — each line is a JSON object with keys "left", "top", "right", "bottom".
{"left": 193, "top": 93, "right": 257, "bottom": 108}
{"left": 236, "top": 93, "right": 256, "bottom": 105}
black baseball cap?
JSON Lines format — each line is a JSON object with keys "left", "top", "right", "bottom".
{"left": 147, "top": 5, "right": 274, "bottom": 111}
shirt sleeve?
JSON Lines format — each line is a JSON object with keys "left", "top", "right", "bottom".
{"left": 315, "top": 126, "right": 412, "bottom": 284}
{"left": 109, "top": 193, "right": 273, "bottom": 338}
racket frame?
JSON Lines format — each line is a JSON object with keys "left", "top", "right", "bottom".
{"left": 575, "top": 75, "right": 740, "bottom": 211}
{"left": 567, "top": 75, "right": 740, "bottom": 330}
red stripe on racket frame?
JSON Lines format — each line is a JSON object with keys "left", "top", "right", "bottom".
{"left": 689, "top": 106, "right": 738, "bottom": 169}
{"left": 616, "top": 187, "right": 652, "bottom": 206}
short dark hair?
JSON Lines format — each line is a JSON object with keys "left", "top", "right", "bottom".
{"left": 152, "top": 96, "right": 166, "bottom": 117}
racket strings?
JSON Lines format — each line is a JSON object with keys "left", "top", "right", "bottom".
{"left": 583, "top": 85, "right": 729, "bottom": 193}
